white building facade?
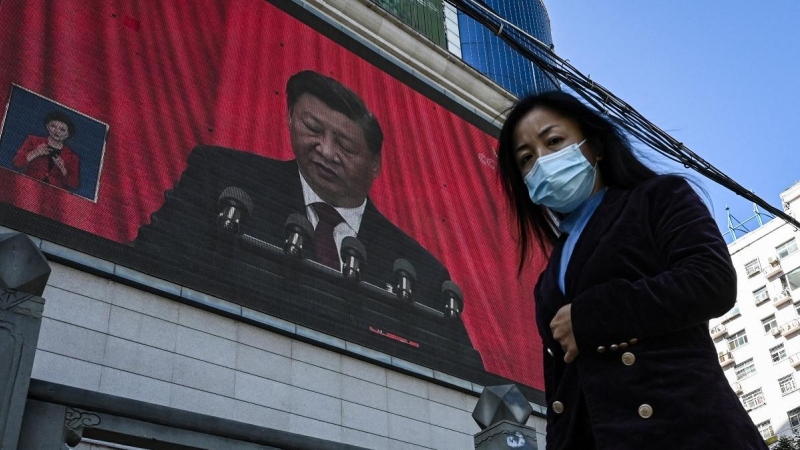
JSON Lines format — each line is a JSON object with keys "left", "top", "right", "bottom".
{"left": 713, "top": 181, "right": 800, "bottom": 444}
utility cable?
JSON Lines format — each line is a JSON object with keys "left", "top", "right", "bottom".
{"left": 448, "top": 0, "right": 800, "bottom": 229}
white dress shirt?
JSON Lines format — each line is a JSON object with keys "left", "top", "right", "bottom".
{"left": 298, "top": 170, "right": 366, "bottom": 269}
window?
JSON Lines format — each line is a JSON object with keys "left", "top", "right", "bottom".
{"left": 763, "top": 315, "right": 778, "bottom": 334}
{"left": 778, "top": 238, "right": 799, "bottom": 259}
{"left": 754, "top": 286, "right": 770, "bottom": 304}
{"left": 780, "top": 374, "right": 799, "bottom": 396}
{"left": 771, "top": 343, "right": 787, "bottom": 363}
{"left": 734, "top": 358, "right": 757, "bottom": 381}
{"left": 745, "top": 258, "right": 761, "bottom": 277}
{"left": 789, "top": 407, "right": 800, "bottom": 434}
{"left": 727, "top": 330, "right": 748, "bottom": 351}
{"left": 796, "top": 302, "right": 800, "bottom": 316}
{"left": 788, "top": 267, "right": 800, "bottom": 291}
{"left": 740, "top": 388, "right": 766, "bottom": 410}
{"left": 757, "top": 421, "right": 775, "bottom": 440}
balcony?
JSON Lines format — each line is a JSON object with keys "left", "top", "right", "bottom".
{"left": 780, "top": 319, "right": 800, "bottom": 337}
{"left": 719, "top": 351, "right": 735, "bottom": 367}
{"left": 732, "top": 382, "right": 743, "bottom": 394}
{"left": 710, "top": 323, "right": 727, "bottom": 339}
{"left": 774, "top": 289, "right": 793, "bottom": 307}
{"left": 763, "top": 259, "right": 783, "bottom": 279}
{"left": 790, "top": 353, "right": 800, "bottom": 368}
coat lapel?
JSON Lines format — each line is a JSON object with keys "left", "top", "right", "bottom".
{"left": 563, "top": 186, "right": 629, "bottom": 299}
{"left": 536, "top": 237, "right": 568, "bottom": 312}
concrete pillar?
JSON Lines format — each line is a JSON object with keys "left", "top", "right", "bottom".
{"left": 474, "top": 420, "right": 538, "bottom": 450}
{"left": 0, "top": 290, "right": 46, "bottom": 450}
{"left": 16, "top": 400, "right": 69, "bottom": 450}
{"left": 473, "top": 385, "right": 539, "bottom": 450}
{"left": 0, "top": 232, "right": 51, "bottom": 450}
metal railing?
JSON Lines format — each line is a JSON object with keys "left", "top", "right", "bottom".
{"left": 780, "top": 319, "right": 800, "bottom": 337}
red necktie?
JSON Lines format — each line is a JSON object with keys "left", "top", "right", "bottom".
{"left": 312, "top": 202, "right": 344, "bottom": 270}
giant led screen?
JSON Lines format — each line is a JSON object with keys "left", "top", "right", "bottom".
{"left": 0, "top": 0, "right": 547, "bottom": 393}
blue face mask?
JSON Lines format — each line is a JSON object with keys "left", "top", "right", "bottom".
{"left": 523, "top": 140, "right": 596, "bottom": 214}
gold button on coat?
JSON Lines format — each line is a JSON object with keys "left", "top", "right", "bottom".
{"left": 597, "top": 346, "right": 606, "bottom": 353}
{"left": 621, "top": 352, "right": 636, "bottom": 366}
{"left": 629, "top": 338, "right": 639, "bottom": 345}
{"left": 638, "top": 404, "right": 653, "bottom": 419}
{"left": 610, "top": 344, "right": 619, "bottom": 351}
{"left": 619, "top": 342, "right": 629, "bottom": 349}
{"left": 552, "top": 401, "right": 565, "bottom": 414}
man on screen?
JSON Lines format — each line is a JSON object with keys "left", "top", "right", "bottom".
{"left": 134, "top": 70, "right": 451, "bottom": 313}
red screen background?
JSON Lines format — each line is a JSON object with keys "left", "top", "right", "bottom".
{"left": 0, "top": 0, "right": 547, "bottom": 389}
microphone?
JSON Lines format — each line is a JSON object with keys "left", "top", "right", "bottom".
{"left": 217, "top": 187, "right": 253, "bottom": 234}
{"left": 283, "top": 213, "right": 314, "bottom": 259}
{"left": 340, "top": 236, "right": 366, "bottom": 281}
{"left": 47, "top": 145, "right": 62, "bottom": 170}
{"left": 392, "top": 259, "right": 417, "bottom": 304}
{"left": 441, "top": 280, "right": 464, "bottom": 320}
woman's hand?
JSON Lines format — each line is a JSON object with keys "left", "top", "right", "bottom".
{"left": 26, "top": 145, "right": 50, "bottom": 162}
{"left": 53, "top": 155, "right": 67, "bottom": 175}
{"left": 551, "top": 304, "right": 579, "bottom": 363}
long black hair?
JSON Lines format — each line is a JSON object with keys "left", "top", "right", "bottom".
{"left": 497, "top": 91, "right": 658, "bottom": 274}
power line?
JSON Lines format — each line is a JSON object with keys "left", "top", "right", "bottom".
{"left": 448, "top": 0, "right": 800, "bottom": 230}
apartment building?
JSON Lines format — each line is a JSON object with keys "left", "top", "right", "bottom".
{"left": 713, "top": 181, "right": 800, "bottom": 443}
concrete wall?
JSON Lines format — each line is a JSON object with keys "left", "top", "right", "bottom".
{"left": 33, "top": 262, "right": 545, "bottom": 449}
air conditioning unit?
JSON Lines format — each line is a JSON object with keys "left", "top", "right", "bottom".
{"left": 710, "top": 324, "right": 727, "bottom": 339}
{"left": 768, "top": 256, "right": 779, "bottom": 265}
{"left": 772, "top": 327, "right": 782, "bottom": 336}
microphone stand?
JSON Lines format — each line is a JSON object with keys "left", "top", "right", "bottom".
{"left": 228, "top": 230, "right": 453, "bottom": 322}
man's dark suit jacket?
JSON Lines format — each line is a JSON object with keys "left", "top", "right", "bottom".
{"left": 535, "top": 176, "right": 767, "bottom": 450}
{"left": 133, "top": 146, "right": 478, "bottom": 366}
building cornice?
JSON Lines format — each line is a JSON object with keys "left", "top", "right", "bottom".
{"left": 302, "top": 0, "right": 517, "bottom": 125}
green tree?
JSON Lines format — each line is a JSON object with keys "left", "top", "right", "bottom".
{"left": 773, "top": 435, "right": 800, "bottom": 450}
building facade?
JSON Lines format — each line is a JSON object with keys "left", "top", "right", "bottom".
{"left": 0, "top": 0, "right": 548, "bottom": 449}
{"left": 369, "top": 0, "right": 447, "bottom": 47}
{"left": 449, "top": 0, "right": 557, "bottom": 98}
{"left": 712, "top": 181, "right": 800, "bottom": 444}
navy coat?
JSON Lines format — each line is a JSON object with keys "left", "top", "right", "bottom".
{"left": 535, "top": 175, "right": 768, "bottom": 450}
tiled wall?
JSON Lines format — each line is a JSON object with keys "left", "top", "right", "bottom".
{"left": 33, "top": 263, "right": 546, "bottom": 449}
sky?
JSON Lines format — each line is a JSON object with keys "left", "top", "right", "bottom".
{"left": 543, "top": 2, "right": 800, "bottom": 240}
